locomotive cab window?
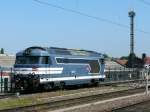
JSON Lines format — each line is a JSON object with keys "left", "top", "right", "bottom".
{"left": 15, "top": 56, "right": 26, "bottom": 64}
{"left": 40, "top": 56, "right": 49, "bottom": 64}
{"left": 29, "top": 56, "right": 39, "bottom": 64}
{"left": 16, "top": 56, "right": 49, "bottom": 64}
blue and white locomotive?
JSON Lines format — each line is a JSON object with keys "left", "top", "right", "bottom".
{"left": 14, "top": 46, "right": 105, "bottom": 91}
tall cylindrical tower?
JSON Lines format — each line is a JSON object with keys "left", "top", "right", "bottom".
{"left": 128, "top": 11, "right": 136, "bottom": 55}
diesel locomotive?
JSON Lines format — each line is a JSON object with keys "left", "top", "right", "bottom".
{"left": 13, "top": 46, "right": 105, "bottom": 91}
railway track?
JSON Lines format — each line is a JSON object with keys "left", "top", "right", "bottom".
{"left": 112, "top": 99, "right": 150, "bottom": 112}
{"left": 0, "top": 79, "right": 144, "bottom": 101}
{"left": 0, "top": 93, "right": 15, "bottom": 99}
{"left": 0, "top": 87, "right": 145, "bottom": 112}
{"left": 0, "top": 79, "right": 143, "bottom": 96}
{"left": 100, "top": 79, "right": 144, "bottom": 86}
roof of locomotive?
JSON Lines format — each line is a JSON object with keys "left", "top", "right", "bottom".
{"left": 16, "top": 46, "right": 103, "bottom": 58}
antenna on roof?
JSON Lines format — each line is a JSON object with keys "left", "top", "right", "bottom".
{"left": 129, "top": 0, "right": 135, "bottom": 11}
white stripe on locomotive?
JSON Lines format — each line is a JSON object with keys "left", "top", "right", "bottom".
{"left": 40, "top": 75, "right": 106, "bottom": 83}
{"left": 14, "top": 67, "right": 63, "bottom": 74}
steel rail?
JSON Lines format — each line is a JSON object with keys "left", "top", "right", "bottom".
{"left": 0, "top": 87, "right": 145, "bottom": 112}
{"left": 0, "top": 79, "right": 144, "bottom": 98}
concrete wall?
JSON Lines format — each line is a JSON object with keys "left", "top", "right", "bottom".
{"left": 0, "top": 54, "right": 15, "bottom": 68}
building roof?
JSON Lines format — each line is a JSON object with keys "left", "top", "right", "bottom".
{"left": 144, "top": 57, "right": 150, "bottom": 65}
{"left": 116, "top": 59, "right": 128, "bottom": 66}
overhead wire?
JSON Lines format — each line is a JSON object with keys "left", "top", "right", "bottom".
{"left": 138, "top": 0, "right": 150, "bottom": 6}
{"left": 136, "top": 0, "right": 150, "bottom": 34}
{"left": 33, "top": 0, "right": 150, "bottom": 35}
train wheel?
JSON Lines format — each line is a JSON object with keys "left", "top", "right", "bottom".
{"left": 44, "top": 83, "right": 54, "bottom": 90}
{"left": 91, "top": 79, "right": 99, "bottom": 86}
{"left": 59, "top": 82, "right": 65, "bottom": 89}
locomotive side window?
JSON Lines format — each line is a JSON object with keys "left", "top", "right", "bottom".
{"left": 56, "top": 58, "right": 100, "bottom": 73}
{"left": 89, "top": 60, "right": 100, "bottom": 73}
{"left": 56, "top": 58, "right": 68, "bottom": 63}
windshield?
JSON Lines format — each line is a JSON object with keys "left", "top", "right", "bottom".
{"left": 15, "top": 56, "right": 49, "bottom": 64}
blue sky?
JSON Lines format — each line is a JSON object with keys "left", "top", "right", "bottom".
{"left": 0, "top": 0, "right": 149, "bottom": 57}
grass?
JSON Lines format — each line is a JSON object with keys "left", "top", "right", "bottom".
{"left": 0, "top": 85, "right": 132, "bottom": 110}
{"left": 0, "top": 97, "right": 43, "bottom": 110}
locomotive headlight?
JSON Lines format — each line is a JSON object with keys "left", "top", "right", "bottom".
{"left": 145, "top": 65, "right": 149, "bottom": 69}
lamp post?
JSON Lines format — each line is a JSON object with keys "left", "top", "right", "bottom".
{"left": 145, "top": 65, "right": 149, "bottom": 95}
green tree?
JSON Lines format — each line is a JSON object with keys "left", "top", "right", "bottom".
{"left": 120, "top": 56, "right": 129, "bottom": 60}
{"left": 103, "top": 54, "right": 109, "bottom": 58}
{"left": 0, "top": 48, "right": 4, "bottom": 54}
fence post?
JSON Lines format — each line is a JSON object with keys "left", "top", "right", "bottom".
{"left": 1, "top": 69, "right": 2, "bottom": 93}
{"left": 108, "top": 67, "right": 110, "bottom": 81}
{"left": 10, "top": 67, "right": 13, "bottom": 92}
{"left": 145, "top": 69, "right": 149, "bottom": 95}
{"left": 119, "top": 67, "right": 121, "bottom": 81}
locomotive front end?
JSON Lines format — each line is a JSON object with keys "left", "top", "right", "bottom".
{"left": 13, "top": 47, "right": 49, "bottom": 92}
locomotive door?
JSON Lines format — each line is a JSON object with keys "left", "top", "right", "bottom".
{"left": 71, "top": 70, "right": 76, "bottom": 79}
{"left": 44, "top": 56, "right": 49, "bottom": 75}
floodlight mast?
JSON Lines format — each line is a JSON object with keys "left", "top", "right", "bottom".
{"left": 129, "top": 10, "right": 135, "bottom": 55}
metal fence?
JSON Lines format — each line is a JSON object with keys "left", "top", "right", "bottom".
{"left": 105, "top": 67, "right": 143, "bottom": 82}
